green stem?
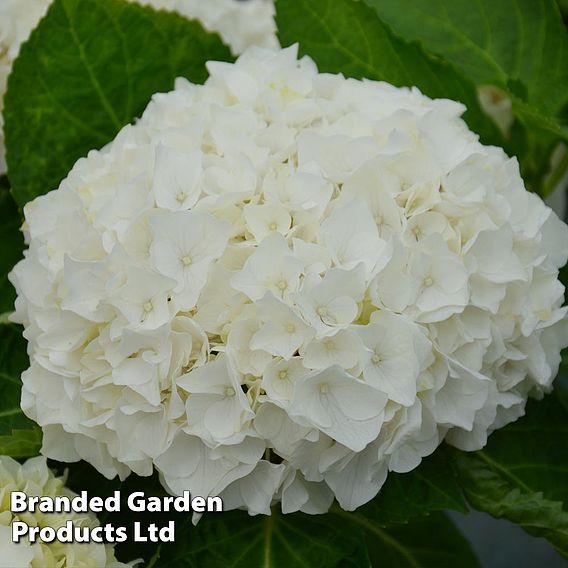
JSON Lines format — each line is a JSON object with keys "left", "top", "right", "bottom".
{"left": 263, "top": 514, "right": 274, "bottom": 568}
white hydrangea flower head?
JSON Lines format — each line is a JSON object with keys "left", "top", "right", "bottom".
{"left": 10, "top": 45, "right": 568, "bottom": 515}
{"left": 0, "top": 455, "right": 131, "bottom": 567}
{"left": 0, "top": 0, "right": 277, "bottom": 175}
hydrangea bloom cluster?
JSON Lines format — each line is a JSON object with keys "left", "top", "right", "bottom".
{"left": 0, "top": 455, "right": 130, "bottom": 567}
{"left": 10, "top": 46, "right": 568, "bottom": 515}
{"left": 0, "top": 0, "right": 277, "bottom": 175}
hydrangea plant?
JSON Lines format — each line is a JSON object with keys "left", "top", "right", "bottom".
{"left": 1, "top": 0, "right": 568, "bottom": 566}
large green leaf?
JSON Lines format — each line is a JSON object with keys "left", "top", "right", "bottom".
{"left": 0, "top": 323, "right": 41, "bottom": 457}
{"left": 275, "top": 0, "right": 504, "bottom": 148}
{"left": 362, "top": 512, "right": 479, "bottom": 568}
{"left": 452, "top": 394, "right": 568, "bottom": 558}
{"left": 151, "top": 506, "right": 477, "bottom": 568}
{"left": 362, "top": 0, "right": 568, "bottom": 194}
{"left": 363, "top": 0, "right": 568, "bottom": 118}
{"left": 0, "top": 188, "right": 24, "bottom": 314}
{"left": 4, "top": 0, "right": 232, "bottom": 207}
{"left": 358, "top": 448, "right": 467, "bottom": 526}
{"left": 559, "top": 0, "right": 568, "bottom": 19}
{"left": 129, "top": 509, "right": 369, "bottom": 568}
{"left": 328, "top": 451, "right": 474, "bottom": 567}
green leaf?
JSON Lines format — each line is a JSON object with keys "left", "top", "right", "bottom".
{"left": 325, "top": 450, "right": 473, "bottom": 566}
{"left": 275, "top": 0, "right": 504, "bottom": 148}
{"left": 452, "top": 394, "right": 568, "bottom": 558}
{"left": 0, "top": 324, "right": 32, "bottom": 433}
{"left": 0, "top": 323, "right": 41, "bottom": 457}
{"left": 0, "top": 428, "right": 42, "bottom": 458}
{"left": 363, "top": 0, "right": 568, "bottom": 118}
{"left": 362, "top": 512, "right": 479, "bottom": 568}
{"left": 0, "top": 188, "right": 24, "bottom": 314}
{"left": 148, "top": 509, "right": 369, "bottom": 568}
{"left": 275, "top": 0, "right": 567, "bottom": 195}
{"left": 4, "top": 0, "right": 232, "bottom": 208}
{"left": 361, "top": 0, "right": 568, "bottom": 195}
{"left": 359, "top": 448, "right": 467, "bottom": 526}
